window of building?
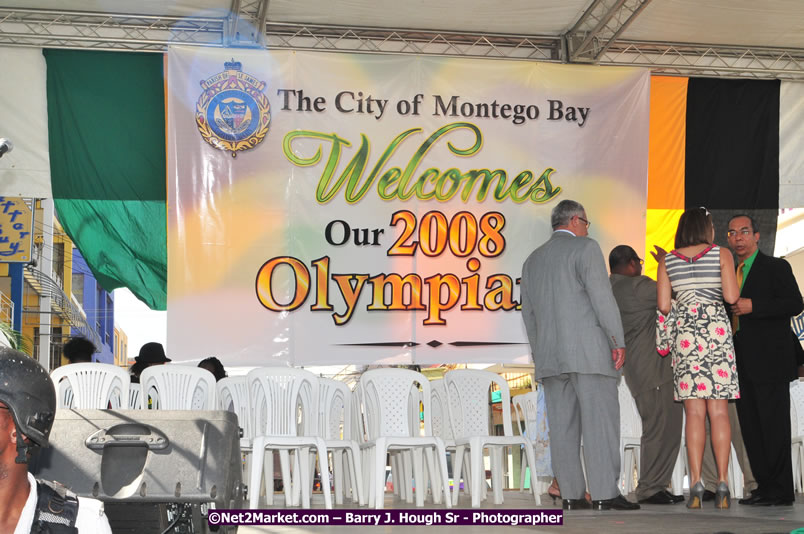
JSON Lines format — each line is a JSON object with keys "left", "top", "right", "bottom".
{"left": 53, "top": 242, "right": 64, "bottom": 288}
{"left": 71, "top": 272, "right": 84, "bottom": 304}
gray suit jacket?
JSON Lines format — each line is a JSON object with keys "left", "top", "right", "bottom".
{"left": 610, "top": 273, "right": 673, "bottom": 395}
{"left": 521, "top": 231, "right": 625, "bottom": 380}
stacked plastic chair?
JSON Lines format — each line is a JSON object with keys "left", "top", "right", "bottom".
{"left": 444, "top": 369, "right": 539, "bottom": 507}
{"left": 246, "top": 367, "right": 332, "bottom": 509}
{"left": 139, "top": 365, "right": 217, "bottom": 410}
{"left": 51, "top": 362, "right": 130, "bottom": 409}
{"left": 357, "top": 368, "right": 451, "bottom": 509}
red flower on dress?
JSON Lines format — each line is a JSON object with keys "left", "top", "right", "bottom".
{"left": 715, "top": 327, "right": 726, "bottom": 336}
{"left": 697, "top": 383, "right": 707, "bottom": 391}
{"left": 717, "top": 369, "right": 729, "bottom": 378}
{"left": 680, "top": 339, "right": 690, "bottom": 349}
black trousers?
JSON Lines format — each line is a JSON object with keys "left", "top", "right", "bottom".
{"left": 736, "top": 378, "right": 794, "bottom": 500}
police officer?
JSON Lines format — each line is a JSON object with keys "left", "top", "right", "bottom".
{"left": 0, "top": 347, "right": 112, "bottom": 533}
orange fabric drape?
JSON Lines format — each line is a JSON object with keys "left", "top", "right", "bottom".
{"left": 645, "top": 76, "right": 688, "bottom": 279}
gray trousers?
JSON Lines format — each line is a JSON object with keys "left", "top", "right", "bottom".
{"left": 543, "top": 373, "right": 620, "bottom": 500}
{"left": 701, "top": 401, "right": 757, "bottom": 493}
{"left": 632, "top": 381, "right": 683, "bottom": 500}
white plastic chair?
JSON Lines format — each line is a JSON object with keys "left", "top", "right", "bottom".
{"left": 357, "top": 368, "right": 451, "bottom": 509}
{"left": 218, "top": 376, "right": 254, "bottom": 480}
{"left": 50, "top": 363, "right": 130, "bottom": 409}
{"left": 139, "top": 365, "right": 217, "bottom": 410}
{"left": 247, "top": 367, "right": 332, "bottom": 509}
{"left": 444, "top": 369, "right": 539, "bottom": 507}
{"left": 512, "top": 390, "right": 552, "bottom": 498}
{"left": 318, "top": 378, "right": 364, "bottom": 505}
{"left": 129, "top": 383, "right": 143, "bottom": 409}
{"left": 389, "top": 382, "right": 427, "bottom": 504}
{"left": 791, "top": 380, "right": 804, "bottom": 493}
{"left": 618, "top": 379, "right": 642, "bottom": 494}
{"left": 428, "top": 379, "right": 463, "bottom": 504}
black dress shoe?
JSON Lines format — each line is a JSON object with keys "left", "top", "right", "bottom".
{"left": 753, "top": 496, "right": 794, "bottom": 507}
{"left": 738, "top": 492, "right": 764, "bottom": 505}
{"left": 638, "top": 490, "right": 683, "bottom": 505}
{"left": 562, "top": 498, "right": 592, "bottom": 510}
{"left": 702, "top": 489, "right": 716, "bottom": 502}
{"left": 592, "top": 494, "right": 641, "bottom": 511}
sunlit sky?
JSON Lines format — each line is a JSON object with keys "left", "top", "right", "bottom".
{"left": 113, "top": 287, "right": 166, "bottom": 363}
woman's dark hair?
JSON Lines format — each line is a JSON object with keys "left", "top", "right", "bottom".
{"left": 675, "top": 207, "right": 713, "bottom": 249}
{"left": 199, "top": 357, "right": 227, "bottom": 382}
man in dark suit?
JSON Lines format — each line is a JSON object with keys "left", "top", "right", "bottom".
{"left": 727, "top": 214, "right": 804, "bottom": 506}
{"left": 609, "top": 245, "right": 684, "bottom": 505}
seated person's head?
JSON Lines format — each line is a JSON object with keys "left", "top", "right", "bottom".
{"left": 198, "top": 357, "right": 227, "bottom": 381}
{"left": 63, "top": 337, "right": 96, "bottom": 364}
{"left": 130, "top": 342, "right": 171, "bottom": 381}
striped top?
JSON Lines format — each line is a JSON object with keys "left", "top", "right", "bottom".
{"left": 666, "top": 244, "right": 723, "bottom": 303}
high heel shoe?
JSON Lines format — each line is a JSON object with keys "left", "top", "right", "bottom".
{"left": 548, "top": 481, "right": 561, "bottom": 503}
{"left": 714, "top": 481, "right": 731, "bottom": 509}
{"left": 547, "top": 480, "right": 591, "bottom": 503}
{"left": 687, "top": 481, "right": 705, "bottom": 509}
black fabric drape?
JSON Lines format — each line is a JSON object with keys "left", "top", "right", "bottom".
{"left": 685, "top": 78, "right": 780, "bottom": 253}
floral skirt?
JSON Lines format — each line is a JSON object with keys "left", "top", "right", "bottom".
{"left": 658, "top": 299, "right": 740, "bottom": 400}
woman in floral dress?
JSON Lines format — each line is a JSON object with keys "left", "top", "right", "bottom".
{"left": 657, "top": 207, "right": 740, "bottom": 509}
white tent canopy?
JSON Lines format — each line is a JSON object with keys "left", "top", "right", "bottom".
{"left": 0, "top": 0, "right": 803, "bottom": 79}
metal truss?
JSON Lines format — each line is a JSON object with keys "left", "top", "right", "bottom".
{"left": 565, "top": 0, "right": 653, "bottom": 63}
{"left": 225, "top": 0, "right": 268, "bottom": 48}
{"left": 600, "top": 40, "right": 804, "bottom": 80}
{"left": 0, "top": 7, "right": 224, "bottom": 52}
{"left": 262, "top": 22, "right": 560, "bottom": 61}
{"left": 0, "top": 6, "right": 803, "bottom": 79}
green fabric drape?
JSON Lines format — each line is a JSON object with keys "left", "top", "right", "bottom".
{"left": 45, "top": 49, "right": 166, "bottom": 310}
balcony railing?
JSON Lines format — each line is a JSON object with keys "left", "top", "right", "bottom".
{"left": 0, "top": 290, "right": 13, "bottom": 325}
{"left": 22, "top": 266, "right": 102, "bottom": 349}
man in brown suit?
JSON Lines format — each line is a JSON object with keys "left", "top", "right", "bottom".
{"left": 609, "top": 245, "right": 684, "bottom": 504}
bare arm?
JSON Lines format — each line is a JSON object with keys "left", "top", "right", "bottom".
{"left": 657, "top": 255, "right": 672, "bottom": 315}
{"left": 720, "top": 248, "right": 739, "bottom": 304}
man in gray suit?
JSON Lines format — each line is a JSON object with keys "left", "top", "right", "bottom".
{"left": 521, "top": 199, "right": 639, "bottom": 511}
{"left": 609, "top": 245, "right": 684, "bottom": 505}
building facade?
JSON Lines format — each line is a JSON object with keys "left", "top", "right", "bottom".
{"left": 0, "top": 198, "right": 123, "bottom": 368}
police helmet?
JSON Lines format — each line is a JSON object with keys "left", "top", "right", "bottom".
{"left": 0, "top": 347, "right": 56, "bottom": 462}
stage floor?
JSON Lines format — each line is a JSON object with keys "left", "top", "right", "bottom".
{"left": 238, "top": 490, "right": 804, "bottom": 533}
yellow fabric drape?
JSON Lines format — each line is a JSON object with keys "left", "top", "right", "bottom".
{"left": 645, "top": 76, "right": 688, "bottom": 280}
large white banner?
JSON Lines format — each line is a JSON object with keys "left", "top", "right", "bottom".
{"left": 167, "top": 46, "right": 649, "bottom": 366}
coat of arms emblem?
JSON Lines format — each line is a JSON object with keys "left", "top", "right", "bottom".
{"left": 196, "top": 59, "right": 270, "bottom": 157}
